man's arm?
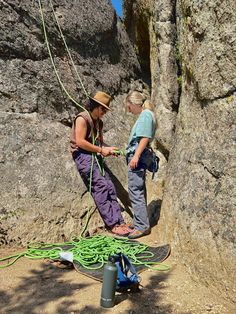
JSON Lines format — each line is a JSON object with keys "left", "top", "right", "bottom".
{"left": 75, "top": 117, "right": 117, "bottom": 156}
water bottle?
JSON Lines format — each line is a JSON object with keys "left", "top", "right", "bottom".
{"left": 100, "top": 256, "right": 118, "bottom": 308}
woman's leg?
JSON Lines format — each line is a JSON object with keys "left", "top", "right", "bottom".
{"left": 128, "top": 167, "right": 150, "bottom": 231}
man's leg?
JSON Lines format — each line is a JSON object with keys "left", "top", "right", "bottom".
{"left": 91, "top": 166, "right": 124, "bottom": 227}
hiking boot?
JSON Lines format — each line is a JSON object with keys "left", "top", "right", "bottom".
{"left": 111, "top": 224, "right": 131, "bottom": 237}
{"left": 128, "top": 228, "right": 151, "bottom": 239}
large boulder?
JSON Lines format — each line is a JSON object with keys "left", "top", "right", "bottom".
{"left": 123, "top": 0, "right": 236, "bottom": 301}
{"left": 159, "top": 0, "right": 236, "bottom": 300}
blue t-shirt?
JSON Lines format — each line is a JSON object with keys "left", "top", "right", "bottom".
{"left": 128, "top": 109, "right": 156, "bottom": 147}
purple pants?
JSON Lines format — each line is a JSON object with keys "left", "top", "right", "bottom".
{"left": 73, "top": 151, "right": 124, "bottom": 228}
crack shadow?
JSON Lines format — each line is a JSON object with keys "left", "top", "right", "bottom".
{"left": 148, "top": 199, "right": 162, "bottom": 228}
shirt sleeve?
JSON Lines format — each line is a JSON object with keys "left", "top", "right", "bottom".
{"left": 135, "top": 111, "right": 154, "bottom": 139}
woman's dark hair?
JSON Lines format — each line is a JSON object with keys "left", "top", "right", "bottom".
{"left": 85, "top": 98, "right": 100, "bottom": 112}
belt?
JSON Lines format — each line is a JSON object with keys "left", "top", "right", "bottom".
{"left": 72, "top": 149, "right": 92, "bottom": 159}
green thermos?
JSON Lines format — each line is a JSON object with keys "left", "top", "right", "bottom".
{"left": 100, "top": 256, "right": 118, "bottom": 308}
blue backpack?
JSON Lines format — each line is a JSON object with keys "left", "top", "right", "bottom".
{"left": 113, "top": 253, "right": 140, "bottom": 292}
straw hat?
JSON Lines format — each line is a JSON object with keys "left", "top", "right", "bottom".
{"left": 89, "top": 91, "right": 112, "bottom": 110}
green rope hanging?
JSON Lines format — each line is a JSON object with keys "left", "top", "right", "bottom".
{"left": 38, "top": 0, "right": 107, "bottom": 237}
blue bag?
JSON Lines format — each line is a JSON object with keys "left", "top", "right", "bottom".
{"left": 113, "top": 253, "right": 140, "bottom": 292}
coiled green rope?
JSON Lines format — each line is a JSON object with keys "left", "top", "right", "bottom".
{"left": 0, "top": 235, "right": 169, "bottom": 271}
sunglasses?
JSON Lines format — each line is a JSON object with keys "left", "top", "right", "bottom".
{"left": 100, "top": 106, "right": 108, "bottom": 113}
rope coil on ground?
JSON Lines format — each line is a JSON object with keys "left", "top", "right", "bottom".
{"left": 0, "top": 235, "right": 170, "bottom": 271}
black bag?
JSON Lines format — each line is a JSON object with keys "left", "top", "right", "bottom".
{"left": 140, "top": 148, "right": 159, "bottom": 174}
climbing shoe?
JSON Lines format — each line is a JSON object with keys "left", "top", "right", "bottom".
{"left": 110, "top": 224, "right": 131, "bottom": 237}
{"left": 120, "top": 223, "right": 133, "bottom": 232}
{"left": 128, "top": 228, "right": 151, "bottom": 239}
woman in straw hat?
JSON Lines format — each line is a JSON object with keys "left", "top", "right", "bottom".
{"left": 70, "top": 91, "right": 132, "bottom": 236}
{"left": 124, "top": 91, "right": 157, "bottom": 239}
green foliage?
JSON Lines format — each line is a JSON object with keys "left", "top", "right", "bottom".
{"left": 177, "top": 75, "right": 182, "bottom": 87}
{"left": 227, "top": 95, "right": 234, "bottom": 103}
{"left": 175, "top": 42, "right": 182, "bottom": 64}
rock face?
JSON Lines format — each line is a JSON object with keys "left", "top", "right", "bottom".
{"left": 0, "top": 0, "right": 140, "bottom": 244}
{"left": 124, "top": 0, "right": 236, "bottom": 301}
{"left": 124, "top": 0, "right": 179, "bottom": 154}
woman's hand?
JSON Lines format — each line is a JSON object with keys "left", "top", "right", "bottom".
{"left": 129, "top": 155, "right": 139, "bottom": 169}
{"left": 129, "top": 138, "right": 149, "bottom": 169}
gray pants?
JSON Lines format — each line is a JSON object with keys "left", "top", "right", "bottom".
{"left": 128, "top": 166, "right": 150, "bottom": 231}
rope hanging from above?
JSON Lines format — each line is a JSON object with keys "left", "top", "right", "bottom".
{"left": 38, "top": 0, "right": 106, "bottom": 237}
{"left": 37, "top": 0, "right": 88, "bottom": 110}
{"left": 48, "top": 0, "right": 89, "bottom": 98}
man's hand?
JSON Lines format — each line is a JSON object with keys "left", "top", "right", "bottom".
{"left": 101, "top": 146, "right": 118, "bottom": 157}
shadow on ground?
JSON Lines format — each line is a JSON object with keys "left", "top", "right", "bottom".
{"left": 0, "top": 262, "right": 87, "bottom": 313}
{"left": 78, "top": 270, "right": 190, "bottom": 314}
{"left": 0, "top": 258, "right": 184, "bottom": 314}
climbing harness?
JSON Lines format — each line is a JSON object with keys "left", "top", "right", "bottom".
{"left": 126, "top": 141, "right": 159, "bottom": 180}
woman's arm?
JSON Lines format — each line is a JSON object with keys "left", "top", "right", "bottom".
{"left": 129, "top": 137, "right": 149, "bottom": 169}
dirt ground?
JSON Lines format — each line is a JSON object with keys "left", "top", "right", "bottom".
{"left": 0, "top": 227, "right": 235, "bottom": 314}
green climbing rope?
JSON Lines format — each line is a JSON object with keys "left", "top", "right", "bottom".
{"left": 112, "top": 149, "right": 126, "bottom": 156}
{"left": 48, "top": 0, "right": 88, "bottom": 98}
{"left": 0, "top": 235, "right": 170, "bottom": 271}
{"left": 38, "top": 0, "right": 107, "bottom": 237}
{"left": 38, "top": 0, "right": 84, "bottom": 111}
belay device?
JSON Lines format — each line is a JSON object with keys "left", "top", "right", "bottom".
{"left": 114, "top": 253, "right": 140, "bottom": 292}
